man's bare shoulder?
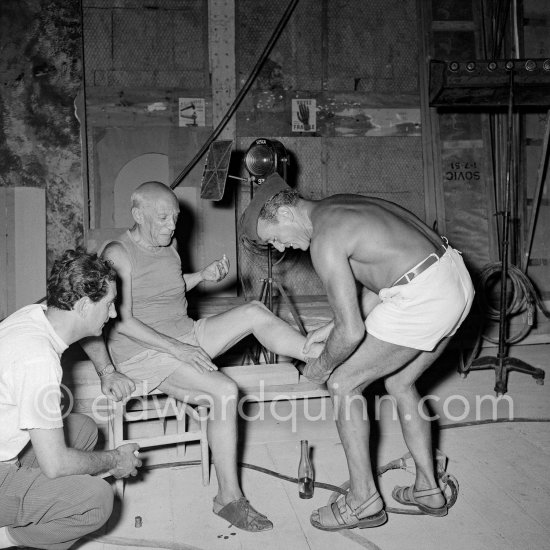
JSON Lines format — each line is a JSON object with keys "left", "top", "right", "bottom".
{"left": 309, "top": 197, "right": 364, "bottom": 256}
{"left": 310, "top": 195, "right": 404, "bottom": 259}
{"left": 101, "top": 241, "right": 131, "bottom": 272}
{"left": 313, "top": 195, "right": 381, "bottom": 231}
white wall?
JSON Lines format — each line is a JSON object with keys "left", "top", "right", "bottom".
{"left": 0, "top": 187, "right": 46, "bottom": 318}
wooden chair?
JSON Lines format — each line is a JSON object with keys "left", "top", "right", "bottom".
{"left": 107, "top": 387, "right": 209, "bottom": 498}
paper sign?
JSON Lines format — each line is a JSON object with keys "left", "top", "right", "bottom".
{"left": 179, "top": 98, "right": 205, "bottom": 127}
{"left": 292, "top": 99, "right": 316, "bottom": 132}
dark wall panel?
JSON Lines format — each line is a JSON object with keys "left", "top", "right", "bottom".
{"left": 235, "top": 0, "right": 424, "bottom": 297}
{"left": 0, "top": 0, "right": 84, "bottom": 271}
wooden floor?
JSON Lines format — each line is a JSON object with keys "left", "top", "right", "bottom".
{"left": 75, "top": 343, "right": 550, "bottom": 550}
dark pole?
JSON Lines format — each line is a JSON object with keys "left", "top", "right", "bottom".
{"left": 497, "top": 70, "right": 515, "bottom": 364}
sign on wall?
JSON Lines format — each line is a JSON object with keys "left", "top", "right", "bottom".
{"left": 292, "top": 99, "right": 317, "bottom": 132}
{"left": 179, "top": 98, "right": 206, "bottom": 127}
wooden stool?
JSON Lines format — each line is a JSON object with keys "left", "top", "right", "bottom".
{"left": 107, "top": 388, "right": 209, "bottom": 498}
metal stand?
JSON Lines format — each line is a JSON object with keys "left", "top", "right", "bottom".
{"left": 249, "top": 244, "right": 307, "bottom": 364}
{"left": 460, "top": 71, "right": 545, "bottom": 395}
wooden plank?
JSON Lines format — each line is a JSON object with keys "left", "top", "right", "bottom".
{"left": 1, "top": 189, "right": 16, "bottom": 317}
{"left": 221, "top": 364, "right": 330, "bottom": 401}
{"left": 220, "top": 363, "right": 298, "bottom": 387}
{"left": 240, "top": 381, "right": 330, "bottom": 402}
{"left": 0, "top": 189, "right": 11, "bottom": 320}
{"left": 185, "top": 0, "right": 238, "bottom": 297}
{"left": 86, "top": 87, "right": 213, "bottom": 128}
{"left": 208, "top": 0, "right": 235, "bottom": 141}
{"left": 237, "top": 90, "right": 420, "bottom": 137}
{"left": 0, "top": 188, "right": 47, "bottom": 313}
{"left": 417, "top": 0, "right": 445, "bottom": 231}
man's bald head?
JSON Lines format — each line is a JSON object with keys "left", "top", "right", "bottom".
{"left": 130, "top": 182, "right": 180, "bottom": 248}
{"left": 131, "top": 181, "right": 178, "bottom": 211}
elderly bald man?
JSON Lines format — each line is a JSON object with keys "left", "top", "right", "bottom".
{"left": 82, "top": 181, "right": 322, "bottom": 532}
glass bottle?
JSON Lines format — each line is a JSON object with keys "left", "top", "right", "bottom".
{"left": 298, "top": 440, "right": 314, "bottom": 499}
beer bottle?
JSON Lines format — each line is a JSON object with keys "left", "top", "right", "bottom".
{"left": 298, "top": 440, "right": 314, "bottom": 499}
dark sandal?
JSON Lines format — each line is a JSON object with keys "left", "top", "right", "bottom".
{"left": 310, "top": 492, "right": 387, "bottom": 531}
{"left": 213, "top": 497, "right": 273, "bottom": 532}
{"left": 392, "top": 485, "right": 448, "bottom": 517}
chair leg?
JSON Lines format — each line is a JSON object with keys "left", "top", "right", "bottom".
{"left": 115, "top": 478, "right": 125, "bottom": 500}
{"left": 107, "top": 402, "right": 116, "bottom": 451}
{"left": 108, "top": 393, "right": 209, "bottom": 495}
{"left": 198, "top": 405, "right": 210, "bottom": 486}
{"left": 176, "top": 401, "right": 187, "bottom": 458}
{"left": 110, "top": 400, "right": 125, "bottom": 499}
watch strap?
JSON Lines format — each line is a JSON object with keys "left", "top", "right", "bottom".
{"left": 97, "top": 364, "right": 116, "bottom": 377}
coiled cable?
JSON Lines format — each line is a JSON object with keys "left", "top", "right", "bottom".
{"left": 475, "top": 261, "right": 549, "bottom": 346}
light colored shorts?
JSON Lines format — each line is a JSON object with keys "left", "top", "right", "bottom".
{"left": 365, "top": 246, "right": 474, "bottom": 351}
{"left": 116, "top": 318, "right": 207, "bottom": 392}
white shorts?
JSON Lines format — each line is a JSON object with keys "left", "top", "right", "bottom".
{"left": 365, "top": 246, "right": 474, "bottom": 351}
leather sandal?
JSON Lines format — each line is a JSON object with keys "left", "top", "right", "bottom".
{"left": 392, "top": 485, "right": 448, "bottom": 517}
{"left": 213, "top": 497, "right": 273, "bottom": 532}
{"left": 310, "top": 492, "right": 387, "bottom": 531}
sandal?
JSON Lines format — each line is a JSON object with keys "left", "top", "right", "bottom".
{"left": 310, "top": 492, "right": 387, "bottom": 531}
{"left": 213, "top": 497, "right": 273, "bottom": 532}
{"left": 392, "top": 485, "right": 448, "bottom": 517}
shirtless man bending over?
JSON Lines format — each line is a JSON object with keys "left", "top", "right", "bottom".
{"left": 241, "top": 174, "right": 474, "bottom": 531}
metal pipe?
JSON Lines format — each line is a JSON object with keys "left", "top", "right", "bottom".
{"left": 497, "top": 70, "right": 515, "bottom": 362}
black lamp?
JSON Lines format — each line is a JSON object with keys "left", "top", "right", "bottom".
{"left": 244, "top": 139, "right": 289, "bottom": 183}
{"left": 242, "top": 138, "right": 305, "bottom": 365}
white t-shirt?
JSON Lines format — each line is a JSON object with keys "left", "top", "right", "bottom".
{"left": 0, "top": 304, "right": 67, "bottom": 461}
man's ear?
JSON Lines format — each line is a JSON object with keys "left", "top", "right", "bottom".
{"left": 131, "top": 206, "right": 143, "bottom": 224}
{"left": 74, "top": 296, "right": 90, "bottom": 318}
{"left": 277, "top": 206, "right": 294, "bottom": 221}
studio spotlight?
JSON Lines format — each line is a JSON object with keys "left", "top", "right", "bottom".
{"left": 241, "top": 138, "right": 304, "bottom": 362}
{"left": 244, "top": 139, "right": 289, "bottom": 183}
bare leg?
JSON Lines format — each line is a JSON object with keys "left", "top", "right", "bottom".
{"left": 158, "top": 369, "right": 243, "bottom": 505}
{"left": 326, "top": 335, "right": 420, "bottom": 512}
{"left": 198, "top": 301, "right": 322, "bottom": 361}
{"left": 384, "top": 338, "right": 449, "bottom": 509}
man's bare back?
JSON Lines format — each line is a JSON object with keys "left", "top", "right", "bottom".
{"left": 309, "top": 195, "right": 444, "bottom": 293}
{"left": 242, "top": 176, "right": 475, "bottom": 529}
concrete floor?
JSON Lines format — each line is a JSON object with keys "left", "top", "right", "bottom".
{"left": 75, "top": 343, "right": 550, "bottom": 550}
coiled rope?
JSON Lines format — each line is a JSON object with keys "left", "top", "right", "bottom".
{"left": 475, "top": 261, "right": 550, "bottom": 346}
{"left": 459, "top": 261, "right": 550, "bottom": 374}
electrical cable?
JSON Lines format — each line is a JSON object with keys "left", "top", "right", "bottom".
{"left": 91, "top": 417, "right": 549, "bottom": 547}
{"left": 170, "top": 0, "right": 300, "bottom": 190}
{"left": 130, "top": 457, "right": 458, "bottom": 517}
{"left": 474, "top": 261, "right": 550, "bottom": 346}
{"left": 495, "top": 1, "right": 511, "bottom": 59}
{"left": 439, "top": 416, "right": 550, "bottom": 429}
{"left": 459, "top": 259, "right": 550, "bottom": 373}
{"left": 115, "top": 418, "right": 550, "bottom": 507}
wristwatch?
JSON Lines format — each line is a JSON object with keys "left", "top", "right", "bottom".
{"left": 97, "top": 364, "right": 116, "bottom": 377}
